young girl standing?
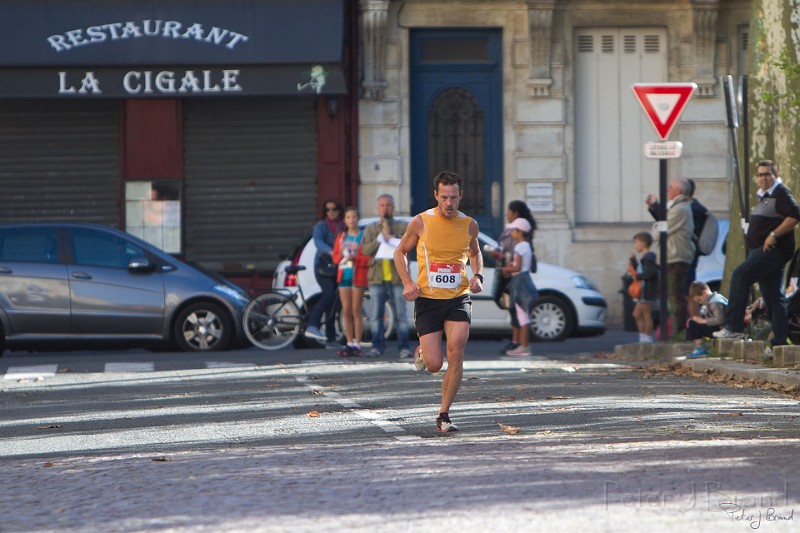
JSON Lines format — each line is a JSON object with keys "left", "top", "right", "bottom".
{"left": 332, "top": 207, "right": 369, "bottom": 356}
{"left": 629, "top": 231, "right": 659, "bottom": 343}
{"left": 501, "top": 217, "right": 539, "bottom": 356}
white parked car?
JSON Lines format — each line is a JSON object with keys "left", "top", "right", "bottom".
{"left": 695, "top": 217, "right": 729, "bottom": 292}
{"left": 273, "top": 217, "right": 607, "bottom": 342}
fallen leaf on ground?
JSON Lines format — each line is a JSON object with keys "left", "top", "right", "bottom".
{"left": 495, "top": 396, "right": 517, "bottom": 402}
{"left": 498, "top": 423, "right": 521, "bottom": 434}
{"left": 307, "top": 411, "right": 321, "bottom": 418}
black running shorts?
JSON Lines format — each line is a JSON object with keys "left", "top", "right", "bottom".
{"left": 414, "top": 294, "right": 472, "bottom": 336}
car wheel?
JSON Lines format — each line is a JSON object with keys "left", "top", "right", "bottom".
{"left": 528, "top": 296, "right": 574, "bottom": 342}
{"left": 173, "top": 302, "right": 232, "bottom": 352}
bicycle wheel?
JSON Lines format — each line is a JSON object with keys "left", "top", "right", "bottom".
{"left": 243, "top": 292, "right": 302, "bottom": 350}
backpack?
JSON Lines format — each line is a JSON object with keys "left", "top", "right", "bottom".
{"left": 696, "top": 211, "right": 718, "bottom": 256}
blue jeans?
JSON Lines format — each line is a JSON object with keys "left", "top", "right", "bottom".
{"left": 369, "top": 282, "right": 410, "bottom": 353}
{"left": 308, "top": 273, "right": 338, "bottom": 342}
{"left": 726, "top": 247, "right": 788, "bottom": 345}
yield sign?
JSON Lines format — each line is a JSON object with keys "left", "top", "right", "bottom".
{"left": 631, "top": 83, "right": 697, "bottom": 140}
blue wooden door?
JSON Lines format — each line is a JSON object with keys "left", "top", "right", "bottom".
{"left": 410, "top": 29, "right": 504, "bottom": 237}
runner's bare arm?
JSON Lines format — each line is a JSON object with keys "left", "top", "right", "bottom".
{"left": 468, "top": 219, "right": 484, "bottom": 294}
{"left": 394, "top": 215, "right": 423, "bottom": 301}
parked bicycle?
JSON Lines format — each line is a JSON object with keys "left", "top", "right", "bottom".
{"left": 243, "top": 265, "right": 310, "bottom": 350}
{"left": 243, "top": 265, "right": 395, "bottom": 350}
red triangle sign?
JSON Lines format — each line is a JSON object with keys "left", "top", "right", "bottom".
{"left": 631, "top": 83, "right": 697, "bottom": 140}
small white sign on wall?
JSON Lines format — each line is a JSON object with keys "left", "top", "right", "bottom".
{"left": 526, "top": 182, "right": 554, "bottom": 212}
{"left": 527, "top": 198, "right": 554, "bottom": 212}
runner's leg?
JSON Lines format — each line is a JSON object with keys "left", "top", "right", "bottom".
{"left": 439, "top": 320, "right": 469, "bottom": 414}
{"left": 418, "top": 330, "right": 444, "bottom": 372}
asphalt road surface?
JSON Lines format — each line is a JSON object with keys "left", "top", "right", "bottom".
{"left": 2, "top": 332, "right": 800, "bottom": 532}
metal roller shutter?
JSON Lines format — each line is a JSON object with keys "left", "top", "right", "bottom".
{"left": 183, "top": 97, "right": 318, "bottom": 273}
{"left": 0, "top": 100, "right": 120, "bottom": 225}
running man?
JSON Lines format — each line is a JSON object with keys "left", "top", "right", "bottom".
{"left": 394, "top": 170, "right": 484, "bottom": 432}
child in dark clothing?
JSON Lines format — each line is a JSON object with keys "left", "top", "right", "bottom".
{"left": 629, "top": 231, "right": 659, "bottom": 343}
{"left": 684, "top": 281, "right": 728, "bottom": 358}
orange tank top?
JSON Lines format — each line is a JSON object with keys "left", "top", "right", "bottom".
{"left": 416, "top": 208, "right": 473, "bottom": 299}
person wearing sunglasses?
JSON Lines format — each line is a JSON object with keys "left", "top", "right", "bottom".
{"left": 305, "top": 199, "right": 345, "bottom": 344}
{"left": 714, "top": 160, "right": 800, "bottom": 348}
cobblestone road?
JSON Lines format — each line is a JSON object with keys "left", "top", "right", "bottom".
{"left": 2, "top": 348, "right": 800, "bottom": 532}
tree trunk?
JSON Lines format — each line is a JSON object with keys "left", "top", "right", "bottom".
{"left": 723, "top": 0, "right": 800, "bottom": 294}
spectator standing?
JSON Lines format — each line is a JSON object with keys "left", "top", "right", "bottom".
{"left": 360, "top": 194, "right": 411, "bottom": 357}
{"left": 332, "top": 207, "right": 369, "bottom": 357}
{"left": 304, "top": 199, "right": 345, "bottom": 345}
{"left": 491, "top": 200, "right": 537, "bottom": 353}
{"left": 500, "top": 217, "right": 538, "bottom": 356}
{"left": 647, "top": 178, "right": 710, "bottom": 317}
{"left": 629, "top": 231, "right": 659, "bottom": 343}
{"left": 646, "top": 178, "right": 695, "bottom": 336}
{"left": 715, "top": 160, "right": 800, "bottom": 347}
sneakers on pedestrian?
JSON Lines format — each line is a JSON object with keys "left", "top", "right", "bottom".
{"left": 414, "top": 345, "right": 427, "bottom": 371}
{"left": 304, "top": 326, "right": 326, "bottom": 341}
{"left": 436, "top": 412, "right": 459, "bottom": 433}
{"left": 500, "top": 341, "right": 520, "bottom": 354}
{"left": 686, "top": 346, "right": 710, "bottom": 359}
{"left": 712, "top": 328, "right": 745, "bottom": 339}
{"left": 366, "top": 348, "right": 382, "bottom": 358}
{"left": 349, "top": 344, "right": 363, "bottom": 357}
{"left": 399, "top": 348, "right": 413, "bottom": 358}
{"left": 337, "top": 345, "right": 349, "bottom": 357}
{"left": 505, "top": 346, "right": 531, "bottom": 356}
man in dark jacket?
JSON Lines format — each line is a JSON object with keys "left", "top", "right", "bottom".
{"left": 714, "top": 160, "right": 800, "bottom": 346}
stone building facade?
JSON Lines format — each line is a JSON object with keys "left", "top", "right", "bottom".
{"left": 356, "top": 0, "right": 752, "bottom": 326}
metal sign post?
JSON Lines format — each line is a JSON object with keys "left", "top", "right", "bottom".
{"left": 632, "top": 82, "right": 697, "bottom": 341}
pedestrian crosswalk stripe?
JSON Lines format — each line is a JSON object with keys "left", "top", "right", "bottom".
{"left": 205, "top": 362, "right": 258, "bottom": 369}
{"left": 4, "top": 365, "right": 58, "bottom": 380}
{"left": 294, "top": 374, "right": 420, "bottom": 441}
{"left": 104, "top": 362, "right": 155, "bottom": 373}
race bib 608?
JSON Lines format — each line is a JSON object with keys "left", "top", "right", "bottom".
{"left": 428, "top": 262, "right": 462, "bottom": 289}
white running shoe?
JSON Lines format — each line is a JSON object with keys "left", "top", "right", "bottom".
{"left": 436, "top": 413, "right": 459, "bottom": 433}
{"left": 712, "top": 328, "right": 744, "bottom": 339}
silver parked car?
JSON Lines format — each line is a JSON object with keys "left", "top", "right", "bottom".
{"left": 274, "top": 217, "right": 607, "bottom": 342}
{"left": 0, "top": 223, "right": 250, "bottom": 353}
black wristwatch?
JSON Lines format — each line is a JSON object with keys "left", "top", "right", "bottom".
{"left": 474, "top": 273, "right": 484, "bottom": 283}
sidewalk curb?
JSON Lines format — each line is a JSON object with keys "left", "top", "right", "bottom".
{"left": 615, "top": 341, "right": 800, "bottom": 390}
{"left": 680, "top": 358, "right": 800, "bottom": 389}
